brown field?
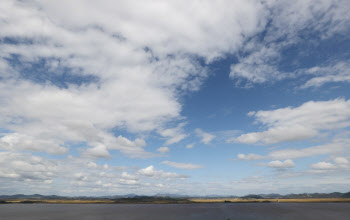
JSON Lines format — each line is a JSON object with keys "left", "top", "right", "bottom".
{"left": 3, "top": 199, "right": 192, "bottom": 204}
{"left": 189, "top": 198, "right": 350, "bottom": 203}
{"left": 4, "top": 200, "right": 116, "bottom": 204}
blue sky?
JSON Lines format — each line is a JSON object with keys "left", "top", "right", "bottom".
{"left": 0, "top": 0, "right": 350, "bottom": 196}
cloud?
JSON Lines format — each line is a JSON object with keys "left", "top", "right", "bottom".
{"left": 237, "top": 136, "right": 350, "bottom": 161}
{"left": 311, "top": 162, "right": 337, "bottom": 170}
{"left": 237, "top": 132, "right": 350, "bottom": 162}
{"left": 301, "top": 61, "right": 350, "bottom": 88}
{"left": 161, "top": 161, "right": 204, "bottom": 170}
{"left": 0, "top": 0, "right": 349, "bottom": 196}
{"left": 230, "top": 46, "right": 283, "bottom": 86}
{"left": 138, "top": 165, "right": 188, "bottom": 179}
{"left": 107, "top": 136, "right": 154, "bottom": 158}
{"left": 0, "top": 133, "right": 68, "bottom": 154}
{"left": 237, "top": 153, "right": 264, "bottom": 160}
{"left": 232, "top": 99, "right": 350, "bottom": 145}
{"left": 195, "top": 128, "right": 215, "bottom": 144}
{"left": 158, "top": 123, "right": 187, "bottom": 146}
{"left": 0, "top": 152, "right": 57, "bottom": 181}
{"left": 0, "top": 0, "right": 267, "bottom": 195}
{"left": 157, "top": 147, "right": 170, "bottom": 154}
{"left": 310, "top": 157, "right": 350, "bottom": 171}
{"left": 268, "top": 159, "right": 295, "bottom": 168}
{"left": 334, "top": 157, "right": 349, "bottom": 165}
{"left": 230, "top": 0, "right": 350, "bottom": 87}
{"left": 82, "top": 134, "right": 155, "bottom": 159}
{"left": 0, "top": 0, "right": 269, "bottom": 159}
{"left": 186, "top": 143, "right": 194, "bottom": 149}
{"left": 83, "top": 144, "right": 111, "bottom": 159}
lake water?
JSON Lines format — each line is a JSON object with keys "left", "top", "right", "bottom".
{"left": 0, "top": 203, "right": 349, "bottom": 219}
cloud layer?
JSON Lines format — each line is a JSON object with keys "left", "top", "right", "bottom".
{"left": 0, "top": 0, "right": 349, "bottom": 195}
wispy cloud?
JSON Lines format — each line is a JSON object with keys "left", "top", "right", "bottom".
{"left": 231, "top": 99, "right": 350, "bottom": 145}
{"left": 195, "top": 128, "right": 215, "bottom": 144}
{"left": 162, "top": 161, "right": 204, "bottom": 170}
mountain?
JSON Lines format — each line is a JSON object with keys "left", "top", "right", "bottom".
{"left": 0, "top": 191, "right": 349, "bottom": 200}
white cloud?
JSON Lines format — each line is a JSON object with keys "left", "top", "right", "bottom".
{"left": 310, "top": 157, "right": 350, "bottom": 171}
{"left": 195, "top": 128, "right": 215, "bottom": 144}
{"left": 0, "top": 0, "right": 269, "bottom": 159}
{"left": 138, "top": 165, "right": 188, "bottom": 179}
{"left": 0, "top": 0, "right": 266, "bottom": 195}
{"left": 0, "top": 0, "right": 349, "bottom": 196}
{"left": 237, "top": 136, "right": 350, "bottom": 161}
{"left": 161, "top": 161, "right": 204, "bottom": 170}
{"left": 0, "top": 152, "right": 57, "bottom": 181}
{"left": 311, "top": 162, "right": 337, "bottom": 170}
{"left": 157, "top": 147, "right": 170, "bottom": 154}
{"left": 267, "top": 159, "right": 295, "bottom": 168}
{"left": 230, "top": 46, "right": 283, "bottom": 86}
{"left": 0, "top": 133, "right": 68, "bottom": 155}
{"left": 230, "top": 0, "right": 350, "bottom": 87}
{"left": 186, "top": 143, "right": 194, "bottom": 149}
{"left": 106, "top": 135, "right": 155, "bottom": 158}
{"left": 334, "top": 157, "right": 349, "bottom": 165}
{"left": 232, "top": 99, "right": 350, "bottom": 145}
{"left": 301, "top": 61, "right": 350, "bottom": 88}
{"left": 83, "top": 144, "right": 111, "bottom": 159}
{"left": 158, "top": 123, "right": 187, "bottom": 146}
{"left": 237, "top": 153, "right": 264, "bottom": 160}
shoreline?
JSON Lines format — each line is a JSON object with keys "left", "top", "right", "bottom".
{"left": 1, "top": 198, "right": 350, "bottom": 204}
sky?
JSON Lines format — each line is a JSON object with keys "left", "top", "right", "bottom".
{"left": 0, "top": 0, "right": 350, "bottom": 196}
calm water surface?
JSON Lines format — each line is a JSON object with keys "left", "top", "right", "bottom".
{"left": 0, "top": 203, "right": 349, "bottom": 220}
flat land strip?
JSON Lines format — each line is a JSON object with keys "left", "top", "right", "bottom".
{"left": 190, "top": 198, "right": 350, "bottom": 203}
{"left": 2, "top": 198, "right": 350, "bottom": 204}
{"left": 1, "top": 198, "right": 192, "bottom": 204}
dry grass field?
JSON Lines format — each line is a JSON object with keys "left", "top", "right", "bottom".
{"left": 189, "top": 198, "right": 350, "bottom": 203}
{"left": 4, "top": 199, "right": 116, "bottom": 204}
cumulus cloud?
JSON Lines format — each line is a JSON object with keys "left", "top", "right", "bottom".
{"left": 138, "top": 165, "right": 188, "bottom": 179}
{"left": 83, "top": 144, "right": 111, "bottom": 159}
{"left": 0, "top": 0, "right": 270, "bottom": 160}
{"left": 334, "top": 157, "right": 349, "bottom": 165}
{"left": 195, "top": 128, "right": 215, "bottom": 144}
{"left": 157, "top": 147, "right": 170, "bottom": 154}
{"left": 0, "top": 152, "right": 57, "bottom": 181}
{"left": 0, "top": 0, "right": 269, "bottom": 195}
{"left": 232, "top": 99, "right": 350, "bottom": 145}
{"left": 310, "top": 157, "right": 350, "bottom": 171}
{"left": 268, "top": 159, "right": 295, "bottom": 168}
{"left": 82, "top": 135, "right": 155, "bottom": 159}
{"left": 311, "top": 162, "right": 337, "bottom": 170}
{"left": 0, "top": 133, "right": 68, "bottom": 154}
{"left": 161, "top": 161, "right": 204, "bottom": 170}
{"left": 0, "top": 0, "right": 349, "bottom": 196}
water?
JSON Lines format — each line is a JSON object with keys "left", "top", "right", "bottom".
{"left": 0, "top": 203, "right": 349, "bottom": 219}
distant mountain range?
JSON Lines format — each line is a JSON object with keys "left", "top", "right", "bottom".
{"left": 241, "top": 192, "right": 350, "bottom": 199}
{"left": 1, "top": 191, "right": 350, "bottom": 200}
